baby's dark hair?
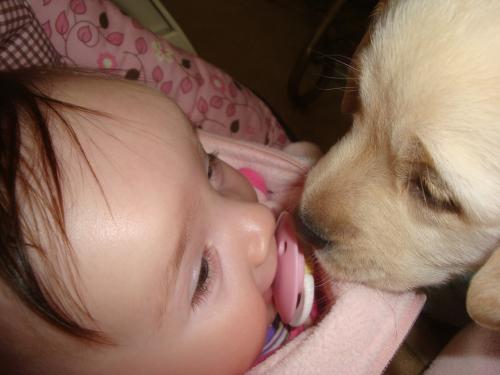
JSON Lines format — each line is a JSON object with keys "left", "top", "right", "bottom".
{"left": 0, "top": 68, "right": 106, "bottom": 343}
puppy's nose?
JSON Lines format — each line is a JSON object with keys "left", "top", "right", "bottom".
{"left": 293, "top": 210, "right": 331, "bottom": 250}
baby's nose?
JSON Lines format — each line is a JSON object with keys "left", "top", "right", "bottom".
{"left": 244, "top": 203, "right": 276, "bottom": 267}
{"left": 238, "top": 203, "right": 278, "bottom": 297}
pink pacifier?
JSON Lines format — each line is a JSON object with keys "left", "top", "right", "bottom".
{"left": 273, "top": 211, "right": 315, "bottom": 327}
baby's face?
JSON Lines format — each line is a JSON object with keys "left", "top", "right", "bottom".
{"left": 41, "top": 77, "right": 277, "bottom": 374}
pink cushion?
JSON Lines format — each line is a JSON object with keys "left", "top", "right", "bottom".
{"left": 28, "top": 0, "right": 289, "bottom": 148}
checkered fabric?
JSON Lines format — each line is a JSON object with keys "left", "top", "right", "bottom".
{"left": 0, "top": 0, "right": 60, "bottom": 70}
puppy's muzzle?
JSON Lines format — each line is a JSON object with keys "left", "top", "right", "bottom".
{"left": 293, "top": 210, "right": 331, "bottom": 250}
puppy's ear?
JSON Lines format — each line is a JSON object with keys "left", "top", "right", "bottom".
{"left": 341, "top": 0, "right": 388, "bottom": 114}
{"left": 466, "top": 247, "right": 500, "bottom": 331}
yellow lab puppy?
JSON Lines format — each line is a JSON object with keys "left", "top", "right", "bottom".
{"left": 298, "top": 0, "right": 500, "bottom": 330}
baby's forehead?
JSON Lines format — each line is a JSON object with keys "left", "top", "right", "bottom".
{"left": 49, "top": 75, "right": 202, "bottom": 191}
{"left": 52, "top": 74, "right": 193, "bottom": 133}
{"left": 45, "top": 75, "right": 199, "bottom": 172}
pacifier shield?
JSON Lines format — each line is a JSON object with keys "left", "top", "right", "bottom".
{"left": 272, "top": 211, "right": 305, "bottom": 324}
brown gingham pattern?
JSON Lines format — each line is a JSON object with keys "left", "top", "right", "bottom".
{"left": 0, "top": 0, "right": 60, "bottom": 70}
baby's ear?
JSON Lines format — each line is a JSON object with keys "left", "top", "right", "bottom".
{"left": 466, "top": 247, "right": 500, "bottom": 331}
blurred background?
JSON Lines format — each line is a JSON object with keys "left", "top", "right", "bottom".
{"left": 163, "top": 0, "right": 376, "bottom": 151}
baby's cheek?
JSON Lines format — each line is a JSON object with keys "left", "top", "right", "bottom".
{"left": 212, "top": 294, "right": 269, "bottom": 373}
{"left": 171, "top": 294, "right": 268, "bottom": 374}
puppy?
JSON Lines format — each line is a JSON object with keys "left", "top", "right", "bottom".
{"left": 297, "top": 0, "right": 500, "bottom": 330}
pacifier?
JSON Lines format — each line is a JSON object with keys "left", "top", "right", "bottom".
{"left": 272, "top": 211, "right": 315, "bottom": 327}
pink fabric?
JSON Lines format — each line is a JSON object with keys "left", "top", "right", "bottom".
{"left": 239, "top": 168, "right": 269, "bottom": 197}
{"left": 199, "top": 130, "right": 426, "bottom": 375}
{"left": 425, "top": 323, "right": 500, "bottom": 375}
{"left": 28, "top": 0, "right": 289, "bottom": 147}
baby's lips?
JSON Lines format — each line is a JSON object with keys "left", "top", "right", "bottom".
{"left": 272, "top": 211, "right": 314, "bottom": 327}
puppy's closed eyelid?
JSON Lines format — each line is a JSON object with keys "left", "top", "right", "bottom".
{"left": 408, "top": 171, "right": 462, "bottom": 215}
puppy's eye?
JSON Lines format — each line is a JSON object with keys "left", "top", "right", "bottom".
{"left": 409, "top": 172, "right": 461, "bottom": 214}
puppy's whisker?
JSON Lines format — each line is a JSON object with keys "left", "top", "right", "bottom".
{"left": 303, "top": 70, "right": 349, "bottom": 81}
{"left": 312, "top": 52, "right": 358, "bottom": 72}
{"left": 326, "top": 59, "right": 357, "bottom": 73}
{"left": 317, "top": 86, "right": 358, "bottom": 92}
{"left": 317, "top": 75, "right": 349, "bottom": 80}
{"left": 315, "top": 278, "right": 333, "bottom": 288}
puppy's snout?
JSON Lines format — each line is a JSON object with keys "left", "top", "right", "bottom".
{"left": 293, "top": 210, "right": 331, "bottom": 250}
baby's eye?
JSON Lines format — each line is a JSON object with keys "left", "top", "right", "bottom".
{"left": 207, "top": 152, "right": 219, "bottom": 180}
{"left": 191, "top": 249, "right": 213, "bottom": 308}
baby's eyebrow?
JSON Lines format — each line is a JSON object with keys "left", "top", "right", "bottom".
{"left": 172, "top": 217, "right": 189, "bottom": 276}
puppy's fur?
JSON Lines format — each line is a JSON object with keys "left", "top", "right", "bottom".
{"left": 299, "top": 0, "right": 500, "bottom": 330}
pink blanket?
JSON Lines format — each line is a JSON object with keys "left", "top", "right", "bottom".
{"left": 199, "top": 130, "right": 426, "bottom": 375}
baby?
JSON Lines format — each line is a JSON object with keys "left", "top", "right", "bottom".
{"left": 0, "top": 69, "right": 314, "bottom": 374}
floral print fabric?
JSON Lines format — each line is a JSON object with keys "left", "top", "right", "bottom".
{"left": 28, "top": 0, "right": 289, "bottom": 148}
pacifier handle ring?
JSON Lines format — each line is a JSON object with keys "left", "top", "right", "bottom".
{"left": 290, "top": 273, "right": 315, "bottom": 327}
